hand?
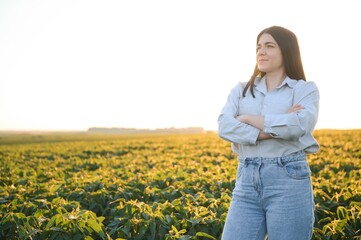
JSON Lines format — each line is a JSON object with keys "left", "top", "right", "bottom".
{"left": 232, "top": 143, "right": 239, "bottom": 150}
{"left": 288, "top": 104, "right": 304, "bottom": 113}
{"left": 236, "top": 115, "right": 248, "bottom": 123}
{"left": 258, "top": 131, "right": 272, "bottom": 140}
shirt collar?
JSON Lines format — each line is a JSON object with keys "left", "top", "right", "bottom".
{"left": 280, "top": 76, "right": 298, "bottom": 88}
{"left": 254, "top": 76, "right": 267, "bottom": 95}
{"left": 254, "top": 75, "right": 298, "bottom": 94}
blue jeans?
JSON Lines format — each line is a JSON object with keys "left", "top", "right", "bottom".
{"left": 222, "top": 151, "right": 315, "bottom": 240}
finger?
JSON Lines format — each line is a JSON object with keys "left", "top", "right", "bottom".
{"left": 293, "top": 104, "right": 304, "bottom": 109}
{"left": 288, "top": 105, "right": 304, "bottom": 113}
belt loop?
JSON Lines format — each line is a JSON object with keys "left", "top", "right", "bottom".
{"left": 239, "top": 157, "right": 249, "bottom": 168}
{"left": 244, "top": 159, "right": 249, "bottom": 168}
{"left": 277, "top": 157, "right": 283, "bottom": 167}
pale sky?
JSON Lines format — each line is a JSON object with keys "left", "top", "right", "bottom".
{"left": 0, "top": 0, "right": 360, "bottom": 131}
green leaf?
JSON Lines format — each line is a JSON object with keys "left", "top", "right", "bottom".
{"left": 188, "top": 218, "right": 201, "bottom": 226}
{"left": 55, "top": 215, "right": 63, "bottom": 226}
{"left": 171, "top": 225, "right": 178, "bottom": 233}
{"left": 179, "top": 236, "right": 192, "bottom": 240}
{"left": 49, "top": 184, "right": 62, "bottom": 193}
{"left": 84, "top": 236, "right": 94, "bottom": 240}
{"left": 13, "top": 212, "right": 26, "bottom": 222}
{"left": 24, "top": 229, "right": 42, "bottom": 239}
{"left": 98, "top": 216, "right": 105, "bottom": 223}
{"left": 195, "top": 232, "right": 216, "bottom": 240}
{"left": 87, "top": 219, "right": 106, "bottom": 239}
{"left": 318, "top": 217, "right": 332, "bottom": 224}
{"left": 150, "top": 220, "right": 156, "bottom": 240}
{"left": 0, "top": 213, "right": 11, "bottom": 224}
{"left": 87, "top": 219, "right": 102, "bottom": 233}
{"left": 12, "top": 212, "right": 26, "bottom": 229}
{"left": 152, "top": 202, "right": 158, "bottom": 212}
{"left": 337, "top": 206, "right": 348, "bottom": 220}
{"left": 165, "top": 215, "right": 173, "bottom": 224}
{"left": 45, "top": 216, "right": 56, "bottom": 229}
{"left": 335, "top": 219, "right": 347, "bottom": 231}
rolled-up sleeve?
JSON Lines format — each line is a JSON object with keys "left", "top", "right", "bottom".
{"left": 218, "top": 84, "right": 260, "bottom": 145}
{"left": 263, "top": 81, "right": 319, "bottom": 140}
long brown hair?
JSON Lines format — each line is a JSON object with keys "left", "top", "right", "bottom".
{"left": 243, "top": 26, "right": 306, "bottom": 97}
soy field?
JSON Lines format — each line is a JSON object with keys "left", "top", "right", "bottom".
{"left": 0, "top": 130, "right": 360, "bottom": 240}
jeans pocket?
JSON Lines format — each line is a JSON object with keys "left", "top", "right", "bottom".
{"left": 283, "top": 161, "right": 311, "bottom": 179}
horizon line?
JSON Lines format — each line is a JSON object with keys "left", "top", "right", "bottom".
{"left": 0, "top": 127, "right": 361, "bottom": 134}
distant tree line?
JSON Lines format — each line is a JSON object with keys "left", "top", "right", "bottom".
{"left": 87, "top": 127, "right": 205, "bottom": 134}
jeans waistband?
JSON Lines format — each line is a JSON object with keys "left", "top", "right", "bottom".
{"left": 239, "top": 150, "right": 306, "bottom": 166}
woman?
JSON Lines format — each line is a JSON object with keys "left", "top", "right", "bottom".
{"left": 218, "top": 26, "right": 319, "bottom": 240}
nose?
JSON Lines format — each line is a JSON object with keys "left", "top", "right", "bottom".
{"left": 257, "top": 47, "right": 266, "bottom": 55}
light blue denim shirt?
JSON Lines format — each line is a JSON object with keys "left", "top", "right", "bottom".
{"left": 218, "top": 76, "right": 320, "bottom": 158}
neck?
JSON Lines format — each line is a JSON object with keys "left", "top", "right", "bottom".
{"left": 265, "top": 72, "right": 286, "bottom": 92}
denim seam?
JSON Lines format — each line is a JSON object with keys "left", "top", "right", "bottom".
{"left": 307, "top": 178, "right": 315, "bottom": 240}
{"left": 254, "top": 218, "right": 266, "bottom": 240}
{"left": 252, "top": 163, "right": 263, "bottom": 197}
{"left": 242, "top": 156, "right": 305, "bottom": 165}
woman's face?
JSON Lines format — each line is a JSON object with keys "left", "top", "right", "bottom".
{"left": 256, "top": 33, "right": 284, "bottom": 75}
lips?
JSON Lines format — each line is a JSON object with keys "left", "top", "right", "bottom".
{"left": 258, "top": 59, "right": 268, "bottom": 65}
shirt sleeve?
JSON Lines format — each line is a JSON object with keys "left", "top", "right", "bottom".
{"left": 218, "top": 83, "right": 260, "bottom": 145}
{"left": 263, "top": 81, "right": 319, "bottom": 140}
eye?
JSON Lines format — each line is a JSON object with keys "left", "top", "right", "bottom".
{"left": 266, "top": 44, "right": 275, "bottom": 48}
